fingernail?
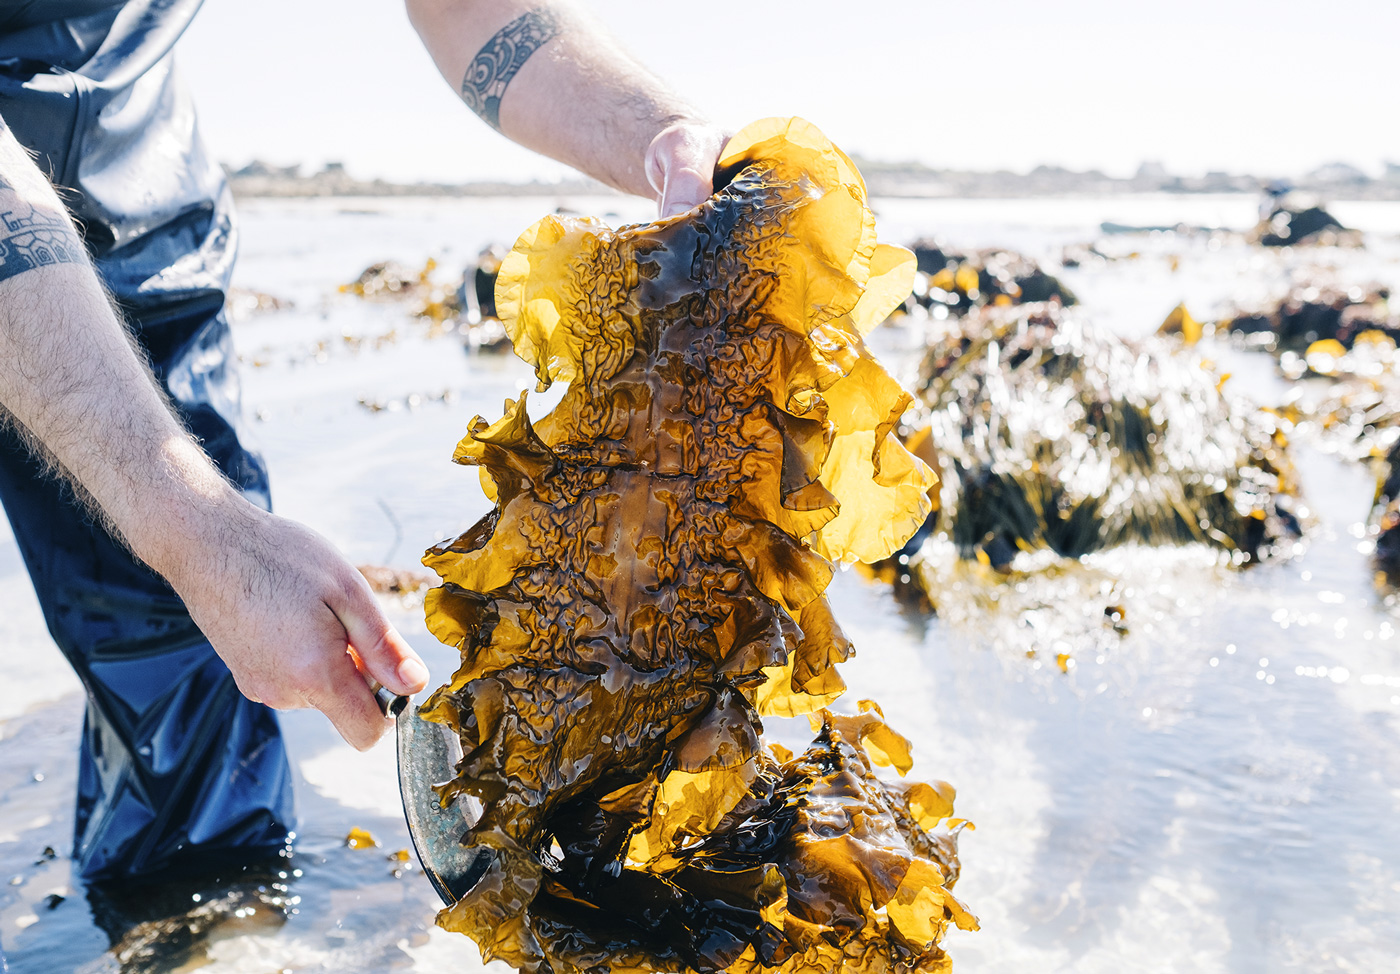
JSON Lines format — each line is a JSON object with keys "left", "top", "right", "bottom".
{"left": 663, "top": 202, "right": 691, "bottom": 218}
{"left": 397, "top": 657, "right": 429, "bottom": 691}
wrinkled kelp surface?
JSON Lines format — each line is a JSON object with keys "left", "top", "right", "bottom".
{"left": 420, "top": 118, "right": 975, "bottom": 974}
{"left": 906, "top": 303, "right": 1302, "bottom": 572}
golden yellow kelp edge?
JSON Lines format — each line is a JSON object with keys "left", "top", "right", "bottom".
{"left": 422, "top": 117, "right": 971, "bottom": 974}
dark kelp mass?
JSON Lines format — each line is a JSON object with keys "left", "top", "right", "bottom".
{"left": 906, "top": 303, "right": 1302, "bottom": 572}
{"left": 419, "top": 118, "right": 976, "bottom": 974}
{"left": 906, "top": 240, "right": 1076, "bottom": 317}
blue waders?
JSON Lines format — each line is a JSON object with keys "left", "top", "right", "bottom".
{"left": 0, "top": 0, "right": 295, "bottom": 883}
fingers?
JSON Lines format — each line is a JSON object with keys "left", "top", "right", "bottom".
{"left": 308, "top": 648, "right": 395, "bottom": 751}
{"left": 659, "top": 165, "right": 712, "bottom": 219}
{"left": 332, "top": 567, "right": 430, "bottom": 696}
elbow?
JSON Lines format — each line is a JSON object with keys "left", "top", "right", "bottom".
{"left": 404, "top": 0, "right": 460, "bottom": 35}
{"left": 403, "top": 0, "right": 438, "bottom": 36}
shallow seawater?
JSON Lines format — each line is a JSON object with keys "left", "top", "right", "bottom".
{"left": 2, "top": 194, "right": 1400, "bottom": 972}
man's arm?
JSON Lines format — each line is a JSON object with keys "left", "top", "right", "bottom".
{"left": 405, "top": 0, "right": 726, "bottom": 216}
{"left": 0, "top": 123, "right": 427, "bottom": 750}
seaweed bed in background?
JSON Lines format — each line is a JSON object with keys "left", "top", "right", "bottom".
{"left": 418, "top": 118, "right": 977, "bottom": 974}
{"left": 905, "top": 240, "right": 1076, "bottom": 317}
{"left": 1159, "top": 269, "right": 1400, "bottom": 595}
{"left": 895, "top": 302, "right": 1302, "bottom": 581}
{"left": 1264, "top": 334, "right": 1400, "bottom": 591}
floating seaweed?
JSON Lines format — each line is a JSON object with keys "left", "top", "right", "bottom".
{"left": 420, "top": 118, "right": 975, "bottom": 974}
{"left": 341, "top": 259, "right": 432, "bottom": 300}
{"left": 357, "top": 564, "right": 434, "bottom": 598}
{"left": 341, "top": 257, "right": 467, "bottom": 330}
{"left": 225, "top": 286, "right": 291, "bottom": 321}
{"left": 902, "top": 303, "right": 1302, "bottom": 575}
{"left": 907, "top": 240, "right": 1075, "bottom": 317}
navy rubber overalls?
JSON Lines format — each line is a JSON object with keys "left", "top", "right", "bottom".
{"left": 0, "top": 0, "right": 295, "bottom": 881}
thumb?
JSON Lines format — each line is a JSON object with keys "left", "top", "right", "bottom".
{"left": 334, "top": 570, "right": 430, "bottom": 696}
{"left": 657, "top": 164, "right": 712, "bottom": 219}
{"left": 644, "top": 121, "right": 726, "bottom": 219}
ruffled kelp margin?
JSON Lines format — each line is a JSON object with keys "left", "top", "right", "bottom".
{"left": 899, "top": 303, "right": 1303, "bottom": 575}
{"left": 419, "top": 118, "right": 976, "bottom": 974}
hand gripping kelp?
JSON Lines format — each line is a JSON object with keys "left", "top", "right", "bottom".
{"left": 419, "top": 118, "right": 977, "bottom": 974}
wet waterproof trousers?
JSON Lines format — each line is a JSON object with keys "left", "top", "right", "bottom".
{"left": 0, "top": 0, "right": 295, "bottom": 881}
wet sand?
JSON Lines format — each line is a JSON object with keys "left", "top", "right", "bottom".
{"left": 2, "top": 195, "right": 1400, "bottom": 972}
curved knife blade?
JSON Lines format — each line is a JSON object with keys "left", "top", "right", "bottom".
{"left": 373, "top": 685, "right": 492, "bottom": 905}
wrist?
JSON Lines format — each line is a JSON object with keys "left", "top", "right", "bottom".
{"left": 123, "top": 434, "right": 257, "bottom": 588}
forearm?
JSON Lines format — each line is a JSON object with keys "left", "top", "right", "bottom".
{"left": 0, "top": 124, "right": 244, "bottom": 580}
{"left": 406, "top": 0, "right": 708, "bottom": 198}
{"left": 0, "top": 121, "right": 427, "bottom": 746}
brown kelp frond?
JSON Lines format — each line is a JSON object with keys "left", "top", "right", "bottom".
{"left": 421, "top": 117, "right": 970, "bottom": 974}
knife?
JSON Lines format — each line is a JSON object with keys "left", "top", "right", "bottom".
{"left": 370, "top": 681, "right": 492, "bottom": 905}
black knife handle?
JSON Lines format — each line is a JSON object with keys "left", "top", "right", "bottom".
{"left": 367, "top": 678, "right": 409, "bottom": 717}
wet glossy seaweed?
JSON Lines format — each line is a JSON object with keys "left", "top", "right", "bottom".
{"left": 907, "top": 303, "right": 1301, "bottom": 571}
{"left": 1272, "top": 333, "right": 1400, "bottom": 588}
{"left": 906, "top": 241, "right": 1076, "bottom": 316}
{"left": 420, "top": 118, "right": 974, "bottom": 974}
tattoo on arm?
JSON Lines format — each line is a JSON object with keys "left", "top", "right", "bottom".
{"left": 461, "top": 7, "right": 561, "bottom": 130}
{"left": 0, "top": 197, "right": 84, "bottom": 285}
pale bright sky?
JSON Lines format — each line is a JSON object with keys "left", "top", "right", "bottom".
{"left": 180, "top": 0, "right": 1398, "bottom": 184}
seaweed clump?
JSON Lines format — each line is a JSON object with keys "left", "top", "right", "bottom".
{"left": 904, "top": 303, "right": 1302, "bottom": 572}
{"left": 419, "top": 118, "right": 975, "bottom": 974}
{"left": 1377, "top": 439, "right": 1400, "bottom": 588}
{"left": 1223, "top": 281, "right": 1396, "bottom": 355}
{"left": 906, "top": 240, "right": 1076, "bottom": 317}
{"left": 1266, "top": 333, "right": 1400, "bottom": 590}
{"left": 1251, "top": 192, "right": 1359, "bottom": 248}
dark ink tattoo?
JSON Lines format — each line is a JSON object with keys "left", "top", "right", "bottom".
{"left": 0, "top": 201, "right": 83, "bottom": 284}
{"left": 461, "top": 8, "right": 561, "bottom": 130}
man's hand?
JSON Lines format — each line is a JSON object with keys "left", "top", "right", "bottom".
{"left": 161, "top": 502, "right": 428, "bottom": 751}
{"left": 645, "top": 121, "right": 729, "bottom": 218}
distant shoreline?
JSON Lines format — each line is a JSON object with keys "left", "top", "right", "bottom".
{"left": 225, "top": 160, "right": 1400, "bottom": 202}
